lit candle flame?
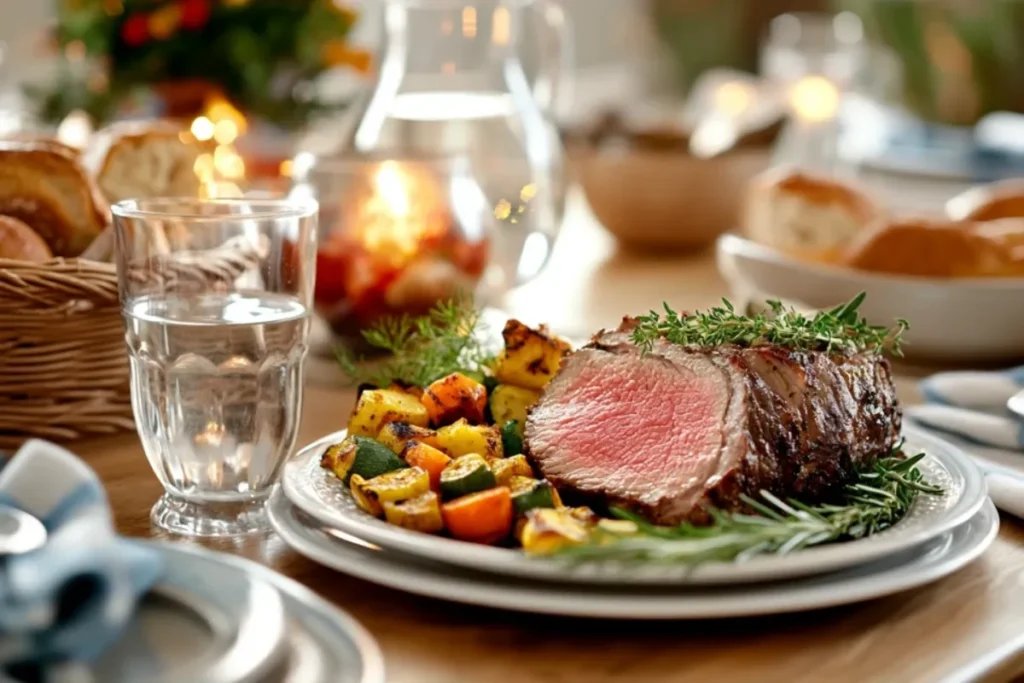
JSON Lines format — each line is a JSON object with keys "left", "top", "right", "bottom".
{"left": 191, "top": 96, "right": 249, "bottom": 197}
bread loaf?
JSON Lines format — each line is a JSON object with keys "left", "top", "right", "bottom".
{"left": 844, "top": 218, "right": 1024, "bottom": 278}
{"left": 0, "top": 142, "right": 108, "bottom": 256}
{"left": 744, "top": 168, "right": 880, "bottom": 262}
{"left": 83, "top": 121, "right": 205, "bottom": 203}
{"left": 0, "top": 215, "right": 53, "bottom": 262}
{"left": 946, "top": 180, "right": 1024, "bottom": 222}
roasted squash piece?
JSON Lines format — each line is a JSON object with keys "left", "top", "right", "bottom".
{"left": 520, "top": 508, "right": 592, "bottom": 555}
{"left": 348, "top": 389, "right": 430, "bottom": 437}
{"left": 439, "top": 454, "right": 497, "bottom": 500}
{"left": 494, "top": 320, "right": 571, "bottom": 390}
{"left": 401, "top": 441, "right": 452, "bottom": 492}
{"left": 360, "top": 467, "right": 431, "bottom": 506}
{"left": 350, "top": 474, "right": 384, "bottom": 517}
{"left": 441, "top": 486, "right": 514, "bottom": 544}
{"left": 383, "top": 491, "right": 445, "bottom": 533}
{"left": 489, "top": 384, "right": 541, "bottom": 430}
{"left": 377, "top": 422, "right": 442, "bottom": 454}
{"left": 436, "top": 419, "right": 503, "bottom": 459}
{"left": 421, "top": 372, "right": 488, "bottom": 426}
{"left": 491, "top": 454, "right": 533, "bottom": 486}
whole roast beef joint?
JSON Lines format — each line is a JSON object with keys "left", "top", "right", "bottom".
{"left": 524, "top": 324, "right": 902, "bottom": 526}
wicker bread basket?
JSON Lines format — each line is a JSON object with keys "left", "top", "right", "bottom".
{"left": 0, "top": 241, "right": 262, "bottom": 449}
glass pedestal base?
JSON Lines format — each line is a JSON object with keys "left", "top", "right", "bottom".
{"left": 151, "top": 493, "right": 271, "bottom": 537}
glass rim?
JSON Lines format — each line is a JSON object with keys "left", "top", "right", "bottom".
{"left": 111, "top": 197, "right": 319, "bottom": 222}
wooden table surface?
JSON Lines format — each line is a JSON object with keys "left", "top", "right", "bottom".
{"left": 77, "top": 199, "right": 1024, "bottom": 683}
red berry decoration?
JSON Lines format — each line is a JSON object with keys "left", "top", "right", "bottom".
{"left": 121, "top": 13, "right": 150, "bottom": 47}
{"left": 178, "top": 0, "right": 211, "bottom": 30}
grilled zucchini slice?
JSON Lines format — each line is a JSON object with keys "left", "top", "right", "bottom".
{"left": 439, "top": 454, "right": 497, "bottom": 501}
{"left": 508, "top": 476, "right": 557, "bottom": 515}
{"left": 383, "top": 491, "right": 444, "bottom": 533}
{"left": 499, "top": 420, "right": 523, "bottom": 457}
{"left": 325, "top": 436, "right": 405, "bottom": 485}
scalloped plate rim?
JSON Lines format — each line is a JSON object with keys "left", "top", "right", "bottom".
{"left": 281, "top": 424, "right": 986, "bottom": 586}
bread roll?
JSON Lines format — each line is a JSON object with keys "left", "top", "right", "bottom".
{"left": 0, "top": 215, "right": 53, "bottom": 262}
{"left": 0, "top": 142, "right": 108, "bottom": 256}
{"left": 83, "top": 121, "right": 205, "bottom": 203}
{"left": 844, "top": 217, "right": 1024, "bottom": 278}
{"left": 946, "top": 180, "right": 1024, "bottom": 222}
{"left": 744, "top": 168, "right": 880, "bottom": 262}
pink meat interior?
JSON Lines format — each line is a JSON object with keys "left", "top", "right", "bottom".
{"left": 530, "top": 350, "right": 732, "bottom": 504}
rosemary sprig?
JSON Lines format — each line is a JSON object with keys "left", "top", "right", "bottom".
{"left": 557, "top": 449, "right": 943, "bottom": 565}
{"left": 336, "top": 293, "right": 494, "bottom": 387}
{"left": 630, "top": 292, "right": 909, "bottom": 356}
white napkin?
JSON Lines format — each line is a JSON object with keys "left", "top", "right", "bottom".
{"left": 905, "top": 367, "right": 1024, "bottom": 519}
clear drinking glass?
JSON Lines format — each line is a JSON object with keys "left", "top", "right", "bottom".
{"left": 112, "top": 198, "right": 318, "bottom": 536}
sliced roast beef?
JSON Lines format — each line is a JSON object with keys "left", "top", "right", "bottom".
{"left": 524, "top": 327, "right": 900, "bottom": 526}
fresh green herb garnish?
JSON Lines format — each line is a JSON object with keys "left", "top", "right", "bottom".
{"left": 630, "top": 292, "right": 908, "bottom": 356}
{"left": 337, "top": 294, "right": 494, "bottom": 388}
{"left": 557, "top": 447, "right": 942, "bottom": 565}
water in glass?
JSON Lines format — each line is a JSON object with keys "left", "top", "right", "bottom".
{"left": 125, "top": 292, "right": 309, "bottom": 505}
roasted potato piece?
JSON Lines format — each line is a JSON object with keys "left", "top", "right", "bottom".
{"left": 489, "top": 384, "right": 541, "bottom": 429}
{"left": 377, "top": 422, "right": 442, "bottom": 454}
{"left": 421, "top": 372, "right": 488, "bottom": 426}
{"left": 520, "top": 507, "right": 592, "bottom": 555}
{"left": 383, "top": 491, "right": 445, "bottom": 533}
{"left": 348, "top": 389, "right": 430, "bottom": 437}
{"left": 494, "top": 320, "right": 571, "bottom": 390}
{"left": 491, "top": 454, "right": 533, "bottom": 486}
{"left": 436, "top": 419, "right": 503, "bottom": 459}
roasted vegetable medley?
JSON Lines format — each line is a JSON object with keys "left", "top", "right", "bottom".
{"left": 322, "top": 319, "right": 635, "bottom": 552}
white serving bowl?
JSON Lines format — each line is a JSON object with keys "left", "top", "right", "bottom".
{"left": 716, "top": 233, "right": 1024, "bottom": 363}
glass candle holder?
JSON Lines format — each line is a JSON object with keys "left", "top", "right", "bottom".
{"left": 290, "top": 154, "right": 551, "bottom": 352}
{"left": 112, "top": 197, "right": 318, "bottom": 537}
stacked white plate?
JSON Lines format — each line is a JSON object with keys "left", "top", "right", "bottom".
{"left": 273, "top": 425, "right": 996, "bottom": 619}
{"left": 83, "top": 542, "right": 385, "bottom": 682}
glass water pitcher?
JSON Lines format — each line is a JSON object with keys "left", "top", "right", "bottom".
{"left": 307, "top": 0, "right": 571, "bottom": 303}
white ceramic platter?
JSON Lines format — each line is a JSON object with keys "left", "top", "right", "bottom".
{"left": 90, "top": 541, "right": 385, "bottom": 683}
{"left": 716, "top": 233, "right": 1024, "bottom": 363}
{"left": 269, "top": 489, "right": 998, "bottom": 620}
{"left": 281, "top": 425, "right": 986, "bottom": 586}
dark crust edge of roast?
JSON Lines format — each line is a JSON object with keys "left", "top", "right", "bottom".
{"left": 524, "top": 334, "right": 901, "bottom": 526}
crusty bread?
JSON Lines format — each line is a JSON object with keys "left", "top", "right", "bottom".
{"left": 744, "top": 168, "right": 881, "bottom": 262}
{"left": 844, "top": 217, "right": 1024, "bottom": 278}
{"left": 0, "top": 142, "right": 108, "bottom": 256}
{"left": 83, "top": 121, "right": 204, "bottom": 203}
{"left": 0, "top": 215, "right": 53, "bottom": 262}
{"left": 946, "top": 179, "right": 1024, "bottom": 222}
{"left": 2, "top": 135, "right": 82, "bottom": 158}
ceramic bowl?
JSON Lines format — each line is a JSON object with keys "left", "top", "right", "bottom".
{"left": 570, "top": 145, "right": 769, "bottom": 251}
{"left": 716, "top": 233, "right": 1024, "bottom": 363}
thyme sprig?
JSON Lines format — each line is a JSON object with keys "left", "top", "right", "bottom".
{"left": 336, "top": 294, "right": 494, "bottom": 388}
{"left": 630, "top": 292, "right": 908, "bottom": 356}
{"left": 557, "top": 448, "right": 942, "bottom": 565}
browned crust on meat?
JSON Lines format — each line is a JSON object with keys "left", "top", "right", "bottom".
{"left": 526, "top": 333, "right": 901, "bottom": 525}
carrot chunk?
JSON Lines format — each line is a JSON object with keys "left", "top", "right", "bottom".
{"left": 441, "top": 486, "right": 514, "bottom": 544}
{"left": 401, "top": 441, "right": 452, "bottom": 492}
{"left": 420, "top": 372, "right": 488, "bottom": 426}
